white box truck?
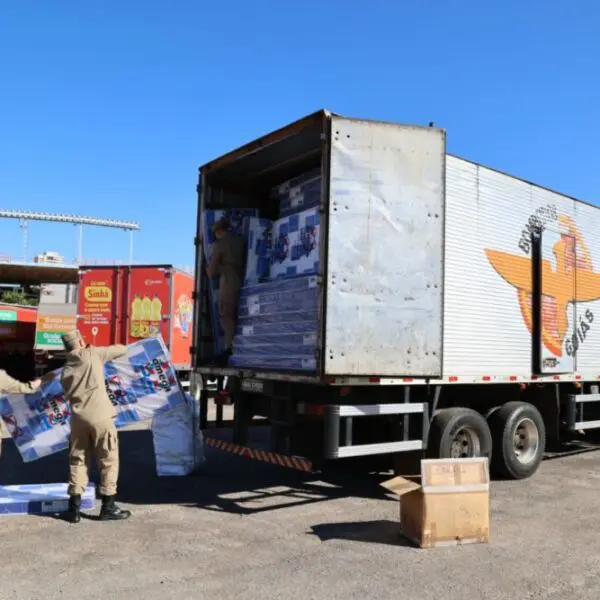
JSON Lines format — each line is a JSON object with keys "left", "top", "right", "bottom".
{"left": 191, "top": 110, "right": 600, "bottom": 479}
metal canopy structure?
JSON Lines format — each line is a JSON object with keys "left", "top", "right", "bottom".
{"left": 0, "top": 209, "right": 140, "bottom": 264}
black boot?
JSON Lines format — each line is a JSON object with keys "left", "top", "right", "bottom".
{"left": 99, "top": 495, "right": 131, "bottom": 521}
{"left": 67, "top": 494, "right": 81, "bottom": 524}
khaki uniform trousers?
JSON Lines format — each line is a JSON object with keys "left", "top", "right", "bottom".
{"left": 68, "top": 417, "right": 120, "bottom": 497}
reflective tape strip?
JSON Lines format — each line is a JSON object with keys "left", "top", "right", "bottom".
{"left": 204, "top": 437, "right": 313, "bottom": 472}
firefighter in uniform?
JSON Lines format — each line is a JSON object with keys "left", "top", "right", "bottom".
{"left": 0, "top": 371, "right": 41, "bottom": 459}
{"left": 60, "top": 330, "right": 131, "bottom": 523}
{"left": 206, "top": 218, "right": 245, "bottom": 364}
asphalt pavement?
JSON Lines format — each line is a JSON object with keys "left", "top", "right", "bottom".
{"left": 2, "top": 424, "right": 600, "bottom": 600}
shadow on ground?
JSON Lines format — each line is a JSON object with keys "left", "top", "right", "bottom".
{"left": 4, "top": 426, "right": 598, "bottom": 517}
{"left": 0, "top": 428, "right": 398, "bottom": 516}
{"left": 309, "top": 520, "right": 414, "bottom": 548}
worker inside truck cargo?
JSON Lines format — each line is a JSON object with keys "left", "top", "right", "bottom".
{"left": 0, "top": 370, "right": 42, "bottom": 460}
{"left": 59, "top": 330, "right": 131, "bottom": 524}
{"left": 206, "top": 217, "right": 245, "bottom": 365}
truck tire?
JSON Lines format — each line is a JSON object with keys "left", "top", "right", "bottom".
{"left": 428, "top": 408, "right": 492, "bottom": 460}
{"left": 488, "top": 401, "right": 545, "bottom": 480}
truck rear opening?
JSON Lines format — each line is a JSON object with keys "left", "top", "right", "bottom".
{"left": 193, "top": 110, "right": 444, "bottom": 380}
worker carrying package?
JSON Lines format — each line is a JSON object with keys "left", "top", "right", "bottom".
{"left": 0, "top": 337, "right": 203, "bottom": 475}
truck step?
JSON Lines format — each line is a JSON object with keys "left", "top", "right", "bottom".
{"left": 566, "top": 391, "right": 600, "bottom": 431}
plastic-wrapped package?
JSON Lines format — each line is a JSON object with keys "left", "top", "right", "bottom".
{"left": 0, "top": 483, "right": 96, "bottom": 515}
{"left": 242, "top": 217, "right": 273, "bottom": 286}
{"left": 270, "top": 207, "right": 320, "bottom": 280}
{"left": 237, "top": 320, "right": 318, "bottom": 337}
{"left": 151, "top": 396, "right": 205, "bottom": 477}
{"left": 233, "top": 343, "right": 316, "bottom": 357}
{"left": 230, "top": 275, "right": 319, "bottom": 372}
{"left": 271, "top": 168, "right": 322, "bottom": 218}
{"left": 239, "top": 275, "right": 317, "bottom": 301}
{"left": 229, "top": 355, "right": 317, "bottom": 371}
{"left": 233, "top": 331, "right": 317, "bottom": 347}
{"left": 238, "top": 311, "right": 318, "bottom": 326}
{"left": 237, "top": 276, "right": 318, "bottom": 321}
{"left": 201, "top": 208, "right": 259, "bottom": 353}
{"left": 0, "top": 337, "right": 187, "bottom": 463}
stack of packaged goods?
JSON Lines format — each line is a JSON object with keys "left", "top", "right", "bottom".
{"left": 201, "top": 208, "right": 259, "bottom": 354}
{"left": 271, "top": 167, "right": 321, "bottom": 218}
{"left": 229, "top": 170, "right": 322, "bottom": 372}
{"left": 229, "top": 276, "right": 319, "bottom": 371}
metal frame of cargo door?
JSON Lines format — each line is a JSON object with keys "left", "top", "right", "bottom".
{"left": 316, "top": 112, "right": 332, "bottom": 376}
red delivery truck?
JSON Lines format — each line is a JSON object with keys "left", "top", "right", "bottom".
{"left": 77, "top": 265, "right": 194, "bottom": 372}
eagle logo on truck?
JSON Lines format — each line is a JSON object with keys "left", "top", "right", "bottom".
{"left": 485, "top": 212, "right": 600, "bottom": 358}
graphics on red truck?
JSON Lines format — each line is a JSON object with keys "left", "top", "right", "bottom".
{"left": 77, "top": 266, "right": 194, "bottom": 370}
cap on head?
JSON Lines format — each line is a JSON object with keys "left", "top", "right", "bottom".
{"left": 212, "top": 218, "right": 230, "bottom": 235}
{"left": 62, "top": 330, "right": 83, "bottom": 351}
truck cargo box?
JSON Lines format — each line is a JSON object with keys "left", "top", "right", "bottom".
{"left": 194, "top": 110, "right": 600, "bottom": 384}
{"left": 78, "top": 265, "right": 193, "bottom": 370}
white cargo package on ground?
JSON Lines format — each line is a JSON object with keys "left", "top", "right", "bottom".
{"left": 0, "top": 483, "right": 96, "bottom": 516}
{"left": 151, "top": 394, "right": 206, "bottom": 477}
{"left": 0, "top": 337, "right": 188, "bottom": 462}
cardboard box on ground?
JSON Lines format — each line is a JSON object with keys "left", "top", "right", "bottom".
{"left": 381, "top": 457, "right": 490, "bottom": 549}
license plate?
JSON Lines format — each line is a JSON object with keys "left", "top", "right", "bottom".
{"left": 241, "top": 379, "right": 264, "bottom": 394}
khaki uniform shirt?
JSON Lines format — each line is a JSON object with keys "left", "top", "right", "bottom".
{"left": 60, "top": 345, "right": 127, "bottom": 425}
{"left": 206, "top": 232, "right": 245, "bottom": 297}
{"left": 0, "top": 370, "right": 37, "bottom": 394}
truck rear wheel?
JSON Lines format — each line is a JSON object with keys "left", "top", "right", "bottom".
{"left": 428, "top": 408, "right": 492, "bottom": 460}
{"left": 488, "top": 401, "right": 545, "bottom": 480}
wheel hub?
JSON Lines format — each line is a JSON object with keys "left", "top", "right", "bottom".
{"left": 450, "top": 426, "right": 481, "bottom": 458}
{"left": 513, "top": 417, "right": 539, "bottom": 465}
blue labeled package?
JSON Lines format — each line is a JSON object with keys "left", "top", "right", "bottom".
{"left": 271, "top": 168, "right": 322, "bottom": 218}
{"left": 270, "top": 207, "right": 320, "bottom": 280}
{"left": 236, "top": 320, "right": 318, "bottom": 337}
{"left": 0, "top": 483, "right": 96, "bottom": 515}
{"left": 243, "top": 217, "right": 273, "bottom": 286}
{"left": 237, "top": 310, "right": 318, "bottom": 326}
{"left": 233, "top": 343, "right": 316, "bottom": 358}
{"left": 229, "top": 354, "right": 317, "bottom": 372}
{"left": 238, "top": 292, "right": 317, "bottom": 318}
{"left": 233, "top": 332, "right": 317, "bottom": 347}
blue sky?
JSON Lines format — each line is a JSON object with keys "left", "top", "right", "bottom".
{"left": 0, "top": 1, "right": 598, "bottom": 268}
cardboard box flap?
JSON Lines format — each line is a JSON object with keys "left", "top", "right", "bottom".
{"left": 421, "top": 458, "right": 489, "bottom": 494}
{"left": 380, "top": 476, "right": 422, "bottom": 497}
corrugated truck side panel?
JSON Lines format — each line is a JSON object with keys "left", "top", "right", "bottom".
{"left": 443, "top": 155, "right": 600, "bottom": 379}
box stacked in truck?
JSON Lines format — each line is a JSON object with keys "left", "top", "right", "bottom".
{"left": 242, "top": 217, "right": 273, "bottom": 286}
{"left": 229, "top": 276, "right": 319, "bottom": 371}
{"left": 271, "top": 167, "right": 321, "bottom": 218}
{"left": 227, "top": 173, "right": 322, "bottom": 372}
{"left": 270, "top": 207, "right": 320, "bottom": 280}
